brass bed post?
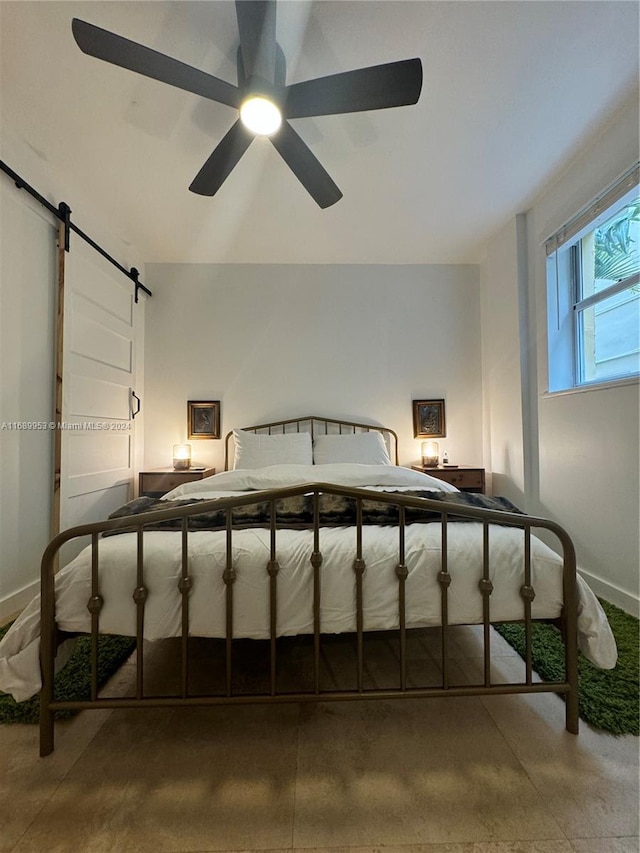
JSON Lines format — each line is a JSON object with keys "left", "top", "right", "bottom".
{"left": 179, "top": 518, "right": 192, "bottom": 698}
{"left": 39, "top": 540, "right": 58, "bottom": 756}
{"left": 267, "top": 500, "right": 280, "bottom": 695}
{"left": 353, "top": 497, "right": 366, "bottom": 693}
{"left": 224, "top": 432, "right": 232, "bottom": 471}
{"left": 561, "top": 533, "right": 579, "bottom": 734}
{"left": 396, "top": 505, "right": 408, "bottom": 691}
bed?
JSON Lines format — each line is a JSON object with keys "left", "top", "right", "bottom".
{"left": 0, "top": 415, "right": 617, "bottom": 756}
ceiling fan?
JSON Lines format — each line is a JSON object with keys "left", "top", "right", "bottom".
{"left": 72, "top": 1, "right": 423, "bottom": 208}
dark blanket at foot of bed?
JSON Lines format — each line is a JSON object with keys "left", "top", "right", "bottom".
{"left": 105, "top": 489, "right": 523, "bottom": 534}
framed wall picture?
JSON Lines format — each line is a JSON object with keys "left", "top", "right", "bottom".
{"left": 413, "top": 399, "right": 446, "bottom": 438}
{"left": 187, "top": 401, "right": 220, "bottom": 440}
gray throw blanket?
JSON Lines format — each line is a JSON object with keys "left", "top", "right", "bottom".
{"left": 106, "top": 490, "right": 522, "bottom": 534}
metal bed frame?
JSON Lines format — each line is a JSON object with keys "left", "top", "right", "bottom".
{"left": 224, "top": 414, "right": 400, "bottom": 469}
{"left": 39, "top": 416, "right": 579, "bottom": 756}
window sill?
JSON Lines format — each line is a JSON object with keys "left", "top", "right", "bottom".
{"left": 542, "top": 375, "right": 639, "bottom": 399}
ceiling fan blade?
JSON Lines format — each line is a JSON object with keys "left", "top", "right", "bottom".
{"left": 72, "top": 18, "right": 241, "bottom": 109}
{"left": 270, "top": 122, "right": 342, "bottom": 209}
{"left": 189, "top": 119, "right": 254, "bottom": 196}
{"left": 235, "top": 0, "right": 277, "bottom": 88}
{"left": 284, "top": 58, "right": 423, "bottom": 119}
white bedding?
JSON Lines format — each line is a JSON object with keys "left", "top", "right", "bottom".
{"left": 0, "top": 464, "right": 617, "bottom": 702}
{"left": 160, "top": 463, "right": 461, "bottom": 499}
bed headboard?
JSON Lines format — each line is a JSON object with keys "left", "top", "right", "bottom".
{"left": 224, "top": 415, "right": 399, "bottom": 470}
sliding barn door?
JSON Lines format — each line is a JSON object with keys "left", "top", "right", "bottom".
{"left": 58, "top": 237, "right": 144, "bottom": 560}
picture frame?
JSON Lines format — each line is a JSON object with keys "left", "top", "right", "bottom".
{"left": 187, "top": 401, "right": 220, "bottom": 440}
{"left": 412, "top": 399, "right": 446, "bottom": 438}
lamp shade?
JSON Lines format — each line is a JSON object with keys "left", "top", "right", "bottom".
{"left": 421, "top": 440, "right": 439, "bottom": 468}
{"left": 172, "top": 444, "right": 192, "bottom": 470}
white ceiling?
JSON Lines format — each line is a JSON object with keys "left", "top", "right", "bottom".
{"left": 1, "top": 0, "right": 638, "bottom": 265}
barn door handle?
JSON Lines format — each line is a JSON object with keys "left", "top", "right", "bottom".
{"left": 131, "top": 391, "right": 141, "bottom": 419}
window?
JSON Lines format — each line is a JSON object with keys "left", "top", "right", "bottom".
{"left": 546, "top": 165, "right": 640, "bottom": 392}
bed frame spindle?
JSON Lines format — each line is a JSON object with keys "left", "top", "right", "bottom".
{"left": 354, "top": 497, "right": 366, "bottom": 693}
{"left": 88, "top": 533, "right": 102, "bottom": 702}
{"left": 267, "top": 501, "right": 280, "bottom": 696}
{"left": 133, "top": 526, "right": 147, "bottom": 699}
{"left": 438, "top": 514, "right": 451, "bottom": 689}
{"left": 179, "top": 518, "right": 192, "bottom": 698}
{"left": 311, "top": 491, "right": 322, "bottom": 694}
{"left": 521, "top": 526, "right": 535, "bottom": 686}
{"left": 480, "top": 521, "right": 493, "bottom": 687}
{"left": 396, "top": 505, "right": 408, "bottom": 691}
{"left": 224, "top": 510, "right": 235, "bottom": 696}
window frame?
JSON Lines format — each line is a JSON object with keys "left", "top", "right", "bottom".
{"left": 546, "top": 173, "right": 640, "bottom": 394}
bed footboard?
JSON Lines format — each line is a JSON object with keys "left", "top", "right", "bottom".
{"left": 39, "top": 484, "right": 579, "bottom": 756}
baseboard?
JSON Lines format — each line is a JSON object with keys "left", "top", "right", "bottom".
{"left": 578, "top": 567, "right": 639, "bottom": 618}
{"left": 0, "top": 579, "right": 39, "bottom": 625}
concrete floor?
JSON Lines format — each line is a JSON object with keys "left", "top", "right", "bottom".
{"left": 1, "top": 625, "right": 638, "bottom": 853}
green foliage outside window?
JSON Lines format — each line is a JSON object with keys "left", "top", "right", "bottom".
{"left": 594, "top": 200, "right": 640, "bottom": 284}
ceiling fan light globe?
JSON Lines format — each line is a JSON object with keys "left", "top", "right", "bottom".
{"left": 240, "top": 96, "right": 282, "bottom": 136}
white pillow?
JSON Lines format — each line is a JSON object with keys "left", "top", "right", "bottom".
{"left": 312, "top": 432, "right": 391, "bottom": 466}
{"left": 232, "top": 429, "right": 313, "bottom": 469}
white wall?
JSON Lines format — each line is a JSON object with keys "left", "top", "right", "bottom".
{"left": 480, "top": 90, "right": 640, "bottom": 615}
{"left": 143, "top": 263, "right": 481, "bottom": 472}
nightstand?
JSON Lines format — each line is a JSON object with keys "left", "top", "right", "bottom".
{"left": 138, "top": 467, "right": 216, "bottom": 498}
{"left": 411, "top": 465, "right": 485, "bottom": 494}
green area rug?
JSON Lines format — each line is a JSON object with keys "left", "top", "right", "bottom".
{"left": 0, "top": 623, "right": 136, "bottom": 724}
{"left": 494, "top": 598, "right": 639, "bottom": 736}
